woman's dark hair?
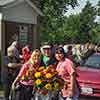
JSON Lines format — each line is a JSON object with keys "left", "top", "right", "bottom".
{"left": 55, "top": 47, "right": 66, "bottom": 58}
{"left": 67, "top": 45, "right": 72, "bottom": 50}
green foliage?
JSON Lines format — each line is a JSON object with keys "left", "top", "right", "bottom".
{"left": 97, "top": 0, "right": 100, "bottom": 16}
{"left": 90, "top": 24, "right": 100, "bottom": 43}
{"left": 78, "top": 1, "right": 99, "bottom": 43}
{"left": 38, "top": 0, "right": 78, "bottom": 43}
{"left": 79, "top": 1, "right": 97, "bottom": 34}
{"left": 63, "top": 15, "right": 80, "bottom": 43}
{"left": 32, "top": 0, "right": 100, "bottom": 44}
{"left": 61, "top": 1, "right": 99, "bottom": 43}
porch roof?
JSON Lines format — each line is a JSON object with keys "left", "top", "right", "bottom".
{"left": 0, "top": 0, "right": 43, "bottom": 16}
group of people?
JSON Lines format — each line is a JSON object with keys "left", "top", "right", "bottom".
{"left": 63, "top": 41, "right": 100, "bottom": 65}
{"left": 1, "top": 41, "right": 82, "bottom": 100}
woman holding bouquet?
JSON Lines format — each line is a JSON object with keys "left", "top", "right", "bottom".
{"left": 11, "top": 49, "right": 41, "bottom": 100}
{"left": 55, "top": 47, "right": 79, "bottom": 100}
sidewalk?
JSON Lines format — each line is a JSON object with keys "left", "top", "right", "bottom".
{"left": 0, "top": 90, "right": 4, "bottom": 98}
{"left": 0, "top": 97, "right": 5, "bottom": 100}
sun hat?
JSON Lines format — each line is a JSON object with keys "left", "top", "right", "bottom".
{"left": 42, "top": 45, "right": 51, "bottom": 49}
{"left": 41, "top": 42, "right": 51, "bottom": 49}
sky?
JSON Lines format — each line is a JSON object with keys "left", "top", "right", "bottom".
{"left": 65, "top": 0, "right": 99, "bottom": 16}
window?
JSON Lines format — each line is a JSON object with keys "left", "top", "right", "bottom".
{"left": 84, "top": 55, "right": 100, "bottom": 68}
{"left": 19, "top": 25, "right": 28, "bottom": 45}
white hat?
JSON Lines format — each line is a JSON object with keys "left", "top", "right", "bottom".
{"left": 42, "top": 45, "right": 51, "bottom": 49}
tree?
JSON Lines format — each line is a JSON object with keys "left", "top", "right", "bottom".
{"left": 79, "top": 1, "right": 97, "bottom": 41}
{"left": 61, "top": 1, "right": 99, "bottom": 43}
{"left": 90, "top": 24, "right": 100, "bottom": 43}
{"left": 97, "top": 0, "right": 100, "bottom": 16}
{"left": 62, "top": 15, "right": 80, "bottom": 43}
{"left": 31, "top": 0, "right": 78, "bottom": 43}
{"left": 62, "top": 14, "right": 90, "bottom": 43}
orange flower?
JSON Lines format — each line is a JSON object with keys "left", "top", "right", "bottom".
{"left": 26, "top": 70, "right": 29, "bottom": 76}
{"left": 42, "top": 69, "right": 48, "bottom": 74}
{"left": 39, "top": 66, "right": 45, "bottom": 71}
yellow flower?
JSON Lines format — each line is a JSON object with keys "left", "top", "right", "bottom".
{"left": 45, "top": 83, "right": 52, "bottom": 90}
{"left": 45, "top": 73, "right": 52, "bottom": 79}
{"left": 21, "top": 75, "right": 28, "bottom": 81}
{"left": 54, "top": 82, "right": 59, "bottom": 89}
{"left": 21, "top": 75, "right": 25, "bottom": 81}
{"left": 35, "top": 79, "right": 42, "bottom": 86}
{"left": 35, "top": 72, "right": 41, "bottom": 78}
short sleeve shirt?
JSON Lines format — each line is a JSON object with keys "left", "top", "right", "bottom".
{"left": 19, "top": 61, "right": 39, "bottom": 86}
{"left": 56, "top": 58, "right": 79, "bottom": 97}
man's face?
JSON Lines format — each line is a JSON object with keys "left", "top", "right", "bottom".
{"left": 43, "top": 48, "right": 51, "bottom": 57}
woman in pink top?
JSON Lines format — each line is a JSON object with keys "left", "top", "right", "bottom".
{"left": 55, "top": 47, "right": 79, "bottom": 100}
{"left": 12, "top": 49, "right": 41, "bottom": 100}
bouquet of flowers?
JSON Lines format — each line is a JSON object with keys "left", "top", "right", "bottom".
{"left": 33, "top": 65, "right": 64, "bottom": 96}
